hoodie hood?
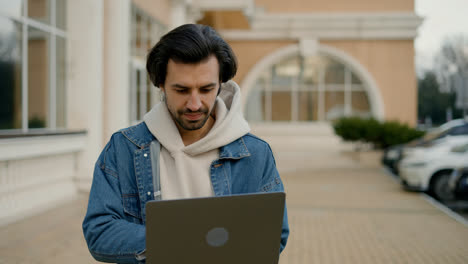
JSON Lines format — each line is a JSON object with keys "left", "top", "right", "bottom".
{"left": 143, "top": 80, "right": 250, "bottom": 156}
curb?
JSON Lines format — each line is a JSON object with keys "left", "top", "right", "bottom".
{"left": 382, "top": 166, "right": 468, "bottom": 228}
{"left": 420, "top": 193, "right": 468, "bottom": 228}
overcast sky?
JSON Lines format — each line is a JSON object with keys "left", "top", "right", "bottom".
{"left": 415, "top": 0, "right": 468, "bottom": 72}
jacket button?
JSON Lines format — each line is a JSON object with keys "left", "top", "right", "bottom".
{"left": 147, "top": 192, "right": 151, "bottom": 196}
{"left": 144, "top": 153, "right": 148, "bottom": 157}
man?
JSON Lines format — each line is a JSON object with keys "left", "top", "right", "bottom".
{"left": 83, "top": 24, "right": 289, "bottom": 263}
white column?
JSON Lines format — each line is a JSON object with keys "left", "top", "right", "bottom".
{"left": 186, "top": 7, "right": 203, "bottom": 24}
{"left": 171, "top": 0, "right": 188, "bottom": 29}
{"left": 299, "top": 38, "right": 318, "bottom": 57}
{"left": 67, "top": 0, "right": 105, "bottom": 192}
{"left": 103, "top": 0, "right": 131, "bottom": 142}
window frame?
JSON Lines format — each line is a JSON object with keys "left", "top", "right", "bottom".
{"left": 0, "top": 0, "right": 67, "bottom": 132}
{"left": 129, "top": 4, "right": 166, "bottom": 124}
{"left": 245, "top": 53, "right": 371, "bottom": 123}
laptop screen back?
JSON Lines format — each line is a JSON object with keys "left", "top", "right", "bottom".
{"left": 145, "top": 192, "right": 285, "bottom": 264}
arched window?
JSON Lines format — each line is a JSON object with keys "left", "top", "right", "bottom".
{"left": 245, "top": 54, "right": 372, "bottom": 122}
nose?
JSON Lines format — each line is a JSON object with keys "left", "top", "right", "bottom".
{"left": 186, "top": 91, "right": 202, "bottom": 111}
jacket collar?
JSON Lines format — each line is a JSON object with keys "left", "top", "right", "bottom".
{"left": 121, "top": 122, "right": 251, "bottom": 159}
{"left": 120, "top": 122, "right": 155, "bottom": 149}
{"left": 219, "top": 137, "right": 251, "bottom": 159}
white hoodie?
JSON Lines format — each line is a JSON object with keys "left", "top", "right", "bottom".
{"left": 143, "top": 81, "right": 250, "bottom": 200}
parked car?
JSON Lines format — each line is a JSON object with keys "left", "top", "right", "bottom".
{"left": 382, "top": 120, "right": 468, "bottom": 174}
{"left": 398, "top": 137, "right": 468, "bottom": 201}
{"left": 448, "top": 165, "right": 468, "bottom": 201}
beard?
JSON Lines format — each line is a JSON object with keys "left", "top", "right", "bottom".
{"left": 167, "top": 103, "right": 214, "bottom": 131}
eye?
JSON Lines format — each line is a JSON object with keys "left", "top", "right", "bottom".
{"left": 201, "top": 87, "right": 214, "bottom": 93}
{"left": 175, "top": 89, "right": 188, "bottom": 94}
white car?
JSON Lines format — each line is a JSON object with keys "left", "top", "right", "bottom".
{"left": 398, "top": 136, "right": 468, "bottom": 201}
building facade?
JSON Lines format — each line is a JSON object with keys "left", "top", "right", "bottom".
{"left": 0, "top": 0, "right": 422, "bottom": 225}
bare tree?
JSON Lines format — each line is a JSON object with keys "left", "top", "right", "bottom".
{"left": 434, "top": 35, "right": 468, "bottom": 118}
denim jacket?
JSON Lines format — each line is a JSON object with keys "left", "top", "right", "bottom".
{"left": 82, "top": 122, "right": 289, "bottom": 263}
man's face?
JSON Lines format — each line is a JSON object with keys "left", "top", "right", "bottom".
{"left": 161, "top": 55, "right": 220, "bottom": 132}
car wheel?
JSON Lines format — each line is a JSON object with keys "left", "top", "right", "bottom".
{"left": 432, "top": 172, "right": 456, "bottom": 202}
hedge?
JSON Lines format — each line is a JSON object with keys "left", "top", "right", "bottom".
{"left": 333, "top": 117, "right": 425, "bottom": 149}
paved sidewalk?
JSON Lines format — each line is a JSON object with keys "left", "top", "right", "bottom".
{"left": 277, "top": 150, "right": 468, "bottom": 264}
{"left": 0, "top": 195, "right": 98, "bottom": 264}
{"left": 1, "top": 149, "right": 468, "bottom": 263}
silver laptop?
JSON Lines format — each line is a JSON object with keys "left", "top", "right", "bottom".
{"left": 145, "top": 192, "right": 285, "bottom": 264}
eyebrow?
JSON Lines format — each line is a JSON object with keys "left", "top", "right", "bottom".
{"left": 171, "top": 83, "right": 217, "bottom": 89}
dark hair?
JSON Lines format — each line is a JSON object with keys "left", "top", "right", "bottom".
{"left": 146, "top": 24, "right": 237, "bottom": 87}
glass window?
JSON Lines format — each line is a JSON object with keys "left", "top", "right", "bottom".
{"left": 133, "top": 66, "right": 150, "bottom": 121}
{"left": 129, "top": 5, "right": 166, "bottom": 123}
{"left": 271, "top": 91, "right": 291, "bottom": 121}
{"left": 55, "top": 0, "right": 67, "bottom": 29}
{"left": 274, "top": 56, "right": 300, "bottom": 78}
{"left": 28, "top": 27, "right": 50, "bottom": 128}
{"left": 146, "top": 19, "right": 153, "bottom": 53}
{"left": 324, "top": 91, "right": 345, "bottom": 121}
{"left": 272, "top": 56, "right": 299, "bottom": 88}
{"left": 146, "top": 77, "right": 153, "bottom": 112}
{"left": 28, "top": 0, "right": 50, "bottom": 24}
{"left": 245, "top": 80, "right": 267, "bottom": 122}
{"left": 244, "top": 53, "right": 372, "bottom": 123}
{"left": 136, "top": 69, "right": 141, "bottom": 120}
{"left": 0, "top": 0, "right": 23, "bottom": 18}
{"left": 139, "top": 68, "right": 147, "bottom": 118}
{"left": 245, "top": 91, "right": 264, "bottom": 122}
{"left": 301, "top": 56, "right": 323, "bottom": 85}
{"left": 0, "top": 1, "right": 67, "bottom": 131}
{"left": 449, "top": 124, "right": 468, "bottom": 136}
{"left": 351, "top": 91, "right": 371, "bottom": 118}
{"left": 324, "top": 58, "right": 345, "bottom": 84}
{"left": 0, "top": 17, "right": 22, "bottom": 129}
{"left": 135, "top": 13, "right": 143, "bottom": 57}
{"left": 298, "top": 91, "right": 318, "bottom": 121}
{"left": 351, "top": 72, "right": 362, "bottom": 85}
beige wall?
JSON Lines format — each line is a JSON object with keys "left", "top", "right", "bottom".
{"left": 132, "top": 0, "right": 171, "bottom": 26}
{"left": 198, "top": 11, "right": 250, "bottom": 30}
{"left": 254, "top": 0, "right": 414, "bottom": 13}
{"left": 142, "top": 0, "right": 418, "bottom": 125}
{"left": 229, "top": 40, "right": 297, "bottom": 84}
{"left": 230, "top": 39, "right": 417, "bottom": 125}
{"left": 321, "top": 39, "right": 417, "bottom": 125}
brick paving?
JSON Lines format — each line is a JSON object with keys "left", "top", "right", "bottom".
{"left": 278, "top": 155, "right": 468, "bottom": 264}
{"left": 1, "top": 150, "right": 468, "bottom": 263}
{"left": 0, "top": 195, "right": 98, "bottom": 264}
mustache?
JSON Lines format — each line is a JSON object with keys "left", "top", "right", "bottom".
{"left": 178, "top": 108, "right": 209, "bottom": 115}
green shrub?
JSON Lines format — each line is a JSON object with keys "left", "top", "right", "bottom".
{"left": 28, "top": 116, "right": 46, "bottom": 129}
{"left": 333, "top": 117, "right": 365, "bottom": 142}
{"left": 361, "top": 118, "right": 381, "bottom": 144}
{"left": 333, "top": 117, "right": 425, "bottom": 149}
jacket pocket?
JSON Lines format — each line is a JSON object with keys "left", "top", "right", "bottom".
{"left": 122, "top": 193, "right": 142, "bottom": 219}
